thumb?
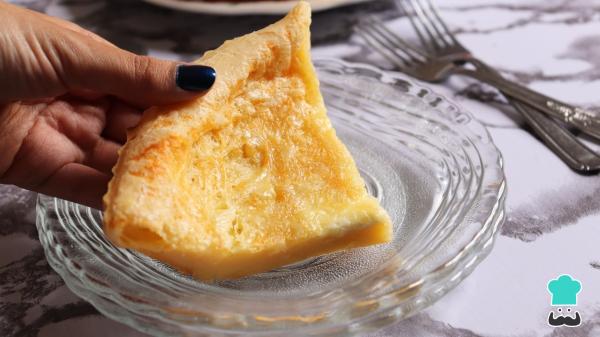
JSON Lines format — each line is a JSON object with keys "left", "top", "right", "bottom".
{"left": 61, "top": 34, "right": 216, "bottom": 107}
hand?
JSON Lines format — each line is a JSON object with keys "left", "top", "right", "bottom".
{"left": 0, "top": 2, "right": 215, "bottom": 209}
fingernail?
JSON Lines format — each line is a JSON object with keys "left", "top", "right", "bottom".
{"left": 176, "top": 65, "right": 216, "bottom": 91}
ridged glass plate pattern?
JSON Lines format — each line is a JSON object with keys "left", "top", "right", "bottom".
{"left": 36, "top": 59, "right": 506, "bottom": 337}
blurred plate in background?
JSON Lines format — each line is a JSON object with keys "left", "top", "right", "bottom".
{"left": 143, "top": 0, "right": 372, "bottom": 15}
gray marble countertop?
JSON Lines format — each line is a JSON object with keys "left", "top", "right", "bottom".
{"left": 2, "top": 0, "right": 600, "bottom": 336}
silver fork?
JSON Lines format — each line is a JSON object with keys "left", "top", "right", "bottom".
{"left": 355, "top": 2, "right": 600, "bottom": 173}
{"left": 399, "top": 0, "right": 600, "bottom": 141}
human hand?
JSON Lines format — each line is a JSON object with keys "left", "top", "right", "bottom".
{"left": 0, "top": 2, "right": 215, "bottom": 209}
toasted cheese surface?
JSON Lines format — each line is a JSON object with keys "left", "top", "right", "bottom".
{"left": 103, "top": 2, "right": 392, "bottom": 281}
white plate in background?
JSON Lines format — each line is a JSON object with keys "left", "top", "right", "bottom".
{"left": 143, "top": 0, "right": 372, "bottom": 15}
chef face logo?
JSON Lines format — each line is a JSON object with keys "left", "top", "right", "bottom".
{"left": 547, "top": 274, "right": 582, "bottom": 327}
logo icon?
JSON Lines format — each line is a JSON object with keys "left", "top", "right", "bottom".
{"left": 547, "top": 274, "right": 582, "bottom": 327}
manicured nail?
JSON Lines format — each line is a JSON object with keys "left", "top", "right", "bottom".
{"left": 176, "top": 65, "right": 216, "bottom": 91}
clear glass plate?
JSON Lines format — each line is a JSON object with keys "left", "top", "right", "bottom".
{"left": 36, "top": 59, "right": 506, "bottom": 337}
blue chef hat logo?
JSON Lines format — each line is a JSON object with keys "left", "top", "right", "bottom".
{"left": 547, "top": 274, "right": 582, "bottom": 306}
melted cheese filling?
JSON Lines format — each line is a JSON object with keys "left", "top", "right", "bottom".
{"left": 182, "top": 75, "right": 365, "bottom": 252}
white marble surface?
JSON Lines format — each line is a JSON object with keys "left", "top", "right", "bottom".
{"left": 1, "top": 0, "right": 600, "bottom": 336}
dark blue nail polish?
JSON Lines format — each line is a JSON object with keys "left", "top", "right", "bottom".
{"left": 176, "top": 65, "right": 216, "bottom": 91}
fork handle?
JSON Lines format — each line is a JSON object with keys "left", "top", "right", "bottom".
{"left": 467, "top": 60, "right": 600, "bottom": 173}
{"left": 461, "top": 60, "right": 600, "bottom": 140}
{"left": 511, "top": 98, "right": 600, "bottom": 173}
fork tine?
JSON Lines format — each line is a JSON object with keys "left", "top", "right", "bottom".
{"left": 356, "top": 24, "right": 420, "bottom": 69}
{"left": 359, "top": 18, "right": 426, "bottom": 64}
{"left": 408, "top": 0, "right": 451, "bottom": 49}
{"left": 400, "top": 0, "right": 444, "bottom": 51}
{"left": 422, "top": 0, "right": 462, "bottom": 46}
{"left": 364, "top": 17, "right": 429, "bottom": 62}
{"left": 411, "top": 0, "right": 449, "bottom": 46}
{"left": 395, "top": 0, "right": 437, "bottom": 52}
{"left": 355, "top": 24, "right": 413, "bottom": 70}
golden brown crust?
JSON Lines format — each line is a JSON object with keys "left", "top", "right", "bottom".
{"left": 103, "top": 2, "right": 392, "bottom": 281}
{"left": 104, "top": 2, "right": 311, "bottom": 243}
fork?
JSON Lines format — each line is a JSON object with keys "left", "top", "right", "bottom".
{"left": 398, "top": 0, "right": 600, "bottom": 141}
{"left": 355, "top": 1, "right": 600, "bottom": 173}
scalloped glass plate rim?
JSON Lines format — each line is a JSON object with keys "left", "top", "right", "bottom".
{"left": 36, "top": 58, "right": 506, "bottom": 336}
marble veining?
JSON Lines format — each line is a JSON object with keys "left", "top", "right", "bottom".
{"left": 2, "top": 0, "right": 600, "bottom": 336}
